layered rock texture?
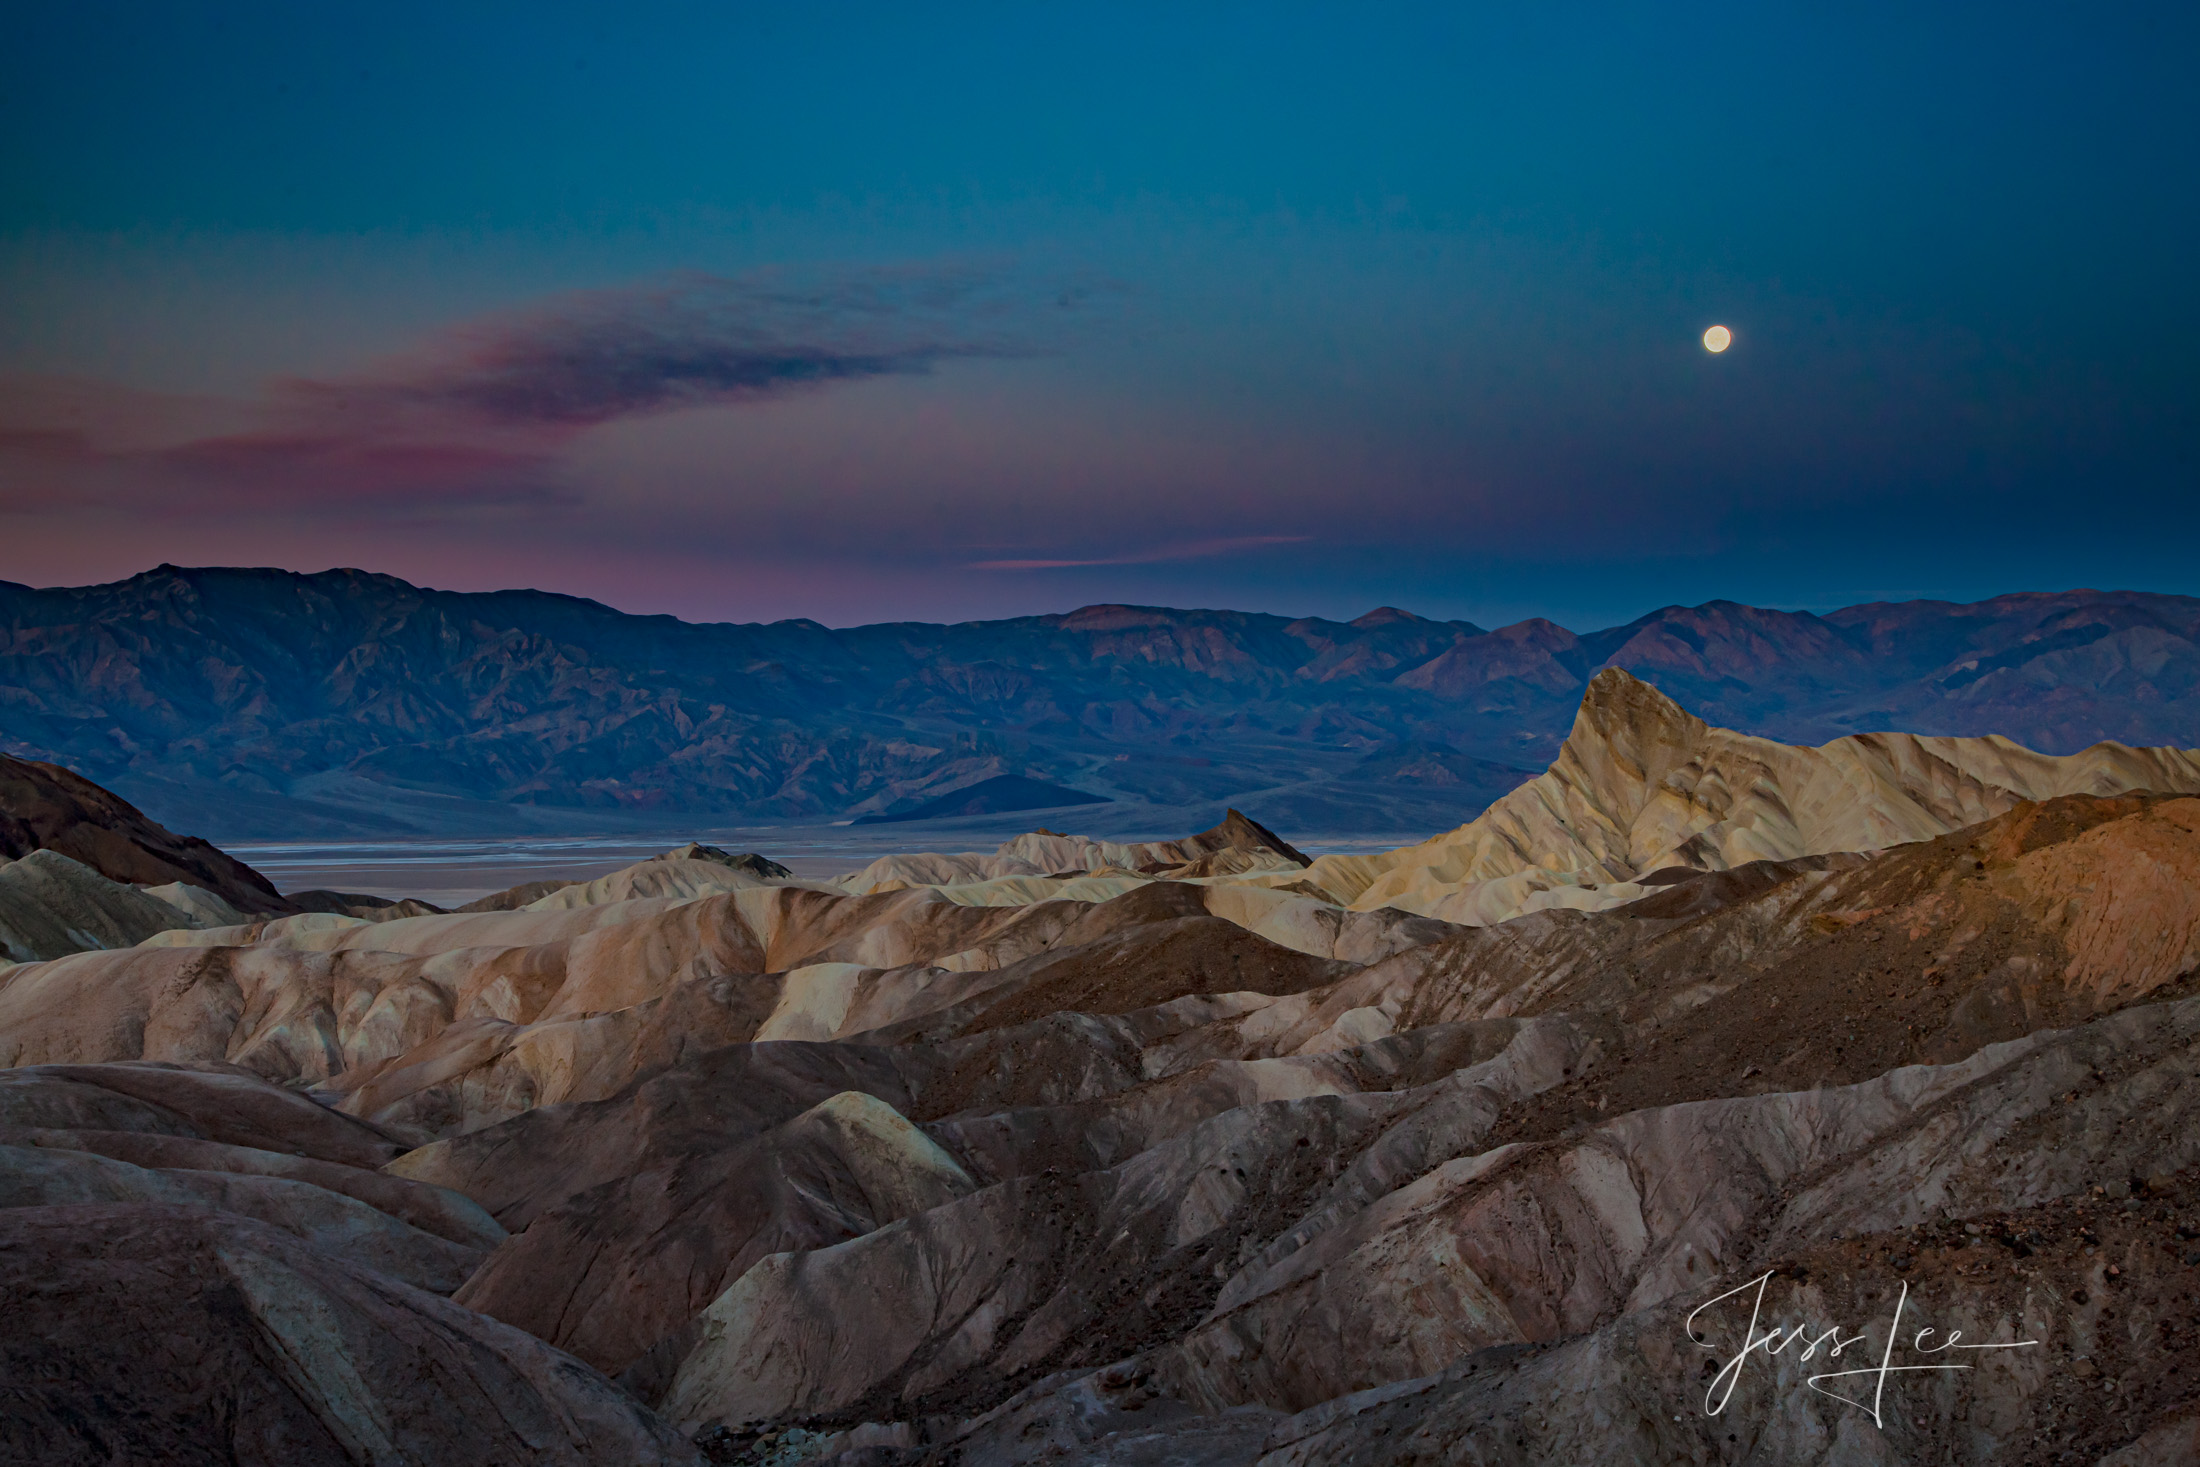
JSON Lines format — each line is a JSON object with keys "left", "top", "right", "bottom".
{"left": 4, "top": 566, "right": 2197, "bottom": 837}
{"left": 0, "top": 849, "right": 202, "bottom": 964}
{"left": 0, "top": 679, "right": 2197, "bottom": 1463}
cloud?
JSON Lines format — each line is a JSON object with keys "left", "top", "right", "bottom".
{"left": 1, "top": 264, "right": 1058, "bottom": 520}
{"left": 154, "top": 433, "right": 568, "bottom": 510}
{"left": 0, "top": 409, "right": 562, "bottom": 519}
{"left": 966, "top": 535, "right": 1311, "bottom": 570}
{"left": 281, "top": 266, "right": 1038, "bottom": 437}
{"left": 0, "top": 425, "right": 569, "bottom": 524}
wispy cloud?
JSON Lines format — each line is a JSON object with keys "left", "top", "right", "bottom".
{"left": 967, "top": 535, "right": 1311, "bottom": 570}
{"left": 1, "top": 264, "right": 1064, "bottom": 520}
{"left": 282, "top": 266, "right": 1035, "bottom": 436}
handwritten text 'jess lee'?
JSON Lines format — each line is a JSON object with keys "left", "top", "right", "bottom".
{"left": 1685, "top": 1271, "right": 2039, "bottom": 1428}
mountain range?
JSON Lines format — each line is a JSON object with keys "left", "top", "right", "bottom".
{"left": 2, "top": 565, "right": 2196, "bottom": 839}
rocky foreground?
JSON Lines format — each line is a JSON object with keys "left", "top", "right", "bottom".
{"left": 1, "top": 674, "right": 2197, "bottom": 1463}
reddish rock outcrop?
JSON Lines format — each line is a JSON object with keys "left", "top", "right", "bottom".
{"left": 0, "top": 752, "right": 291, "bottom": 914}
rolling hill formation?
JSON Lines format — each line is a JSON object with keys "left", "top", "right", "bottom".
{"left": 0, "top": 671, "right": 2196, "bottom": 1461}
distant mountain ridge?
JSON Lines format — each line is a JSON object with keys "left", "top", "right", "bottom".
{"left": 0, "top": 566, "right": 2194, "bottom": 838}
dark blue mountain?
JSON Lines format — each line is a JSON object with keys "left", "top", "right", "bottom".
{"left": 1, "top": 567, "right": 2193, "bottom": 838}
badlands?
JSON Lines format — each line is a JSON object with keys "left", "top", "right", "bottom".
{"left": 2, "top": 669, "right": 2199, "bottom": 1463}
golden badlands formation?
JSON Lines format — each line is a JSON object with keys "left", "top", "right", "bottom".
{"left": 1, "top": 671, "right": 2198, "bottom": 1463}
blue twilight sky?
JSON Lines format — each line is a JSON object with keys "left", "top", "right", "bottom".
{"left": 2, "top": 1, "right": 2195, "bottom": 629}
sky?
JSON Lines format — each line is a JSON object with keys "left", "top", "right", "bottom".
{"left": 2, "top": 1, "right": 2195, "bottom": 631}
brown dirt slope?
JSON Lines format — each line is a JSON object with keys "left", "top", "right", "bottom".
{"left": 962, "top": 915, "right": 1357, "bottom": 1033}
{"left": 0, "top": 753, "right": 292, "bottom": 913}
{"left": 0, "top": 1204, "right": 703, "bottom": 1467}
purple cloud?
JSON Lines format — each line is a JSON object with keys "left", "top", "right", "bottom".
{"left": 1, "top": 264, "right": 1064, "bottom": 522}
{"left": 285, "top": 266, "right": 1038, "bottom": 434}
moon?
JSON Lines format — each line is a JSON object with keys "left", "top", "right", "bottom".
{"left": 1702, "top": 324, "right": 1733, "bottom": 353}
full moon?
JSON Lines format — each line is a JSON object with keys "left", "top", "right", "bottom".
{"left": 1703, "top": 324, "right": 1733, "bottom": 353}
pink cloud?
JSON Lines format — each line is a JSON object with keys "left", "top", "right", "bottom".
{"left": 1, "top": 265, "right": 1048, "bottom": 519}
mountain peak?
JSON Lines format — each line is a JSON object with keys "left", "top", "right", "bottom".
{"left": 1318, "top": 668, "right": 2200, "bottom": 925}
{"left": 1348, "top": 606, "right": 1424, "bottom": 629}
{"left": 1571, "top": 666, "right": 1703, "bottom": 750}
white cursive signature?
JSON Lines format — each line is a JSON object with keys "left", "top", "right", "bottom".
{"left": 1684, "top": 1271, "right": 2039, "bottom": 1428}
